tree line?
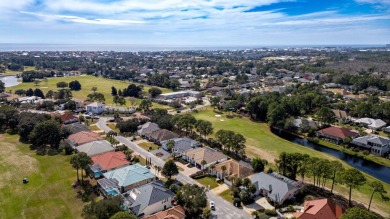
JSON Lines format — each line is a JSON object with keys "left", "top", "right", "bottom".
{"left": 275, "top": 152, "right": 386, "bottom": 209}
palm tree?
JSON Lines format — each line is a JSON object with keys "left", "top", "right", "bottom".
{"left": 70, "top": 154, "right": 81, "bottom": 182}
{"left": 201, "top": 160, "right": 207, "bottom": 171}
{"left": 221, "top": 165, "right": 227, "bottom": 178}
{"left": 368, "top": 181, "right": 386, "bottom": 211}
{"left": 210, "top": 165, "right": 216, "bottom": 176}
{"left": 78, "top": 152, "right": 92, "bottom": 185}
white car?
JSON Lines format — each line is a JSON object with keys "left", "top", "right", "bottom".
{"left": 210, "top": 201, "right": 215, "bottom": 210}
{"left": 83, "top": 113, "right": 92, "bottom": 118}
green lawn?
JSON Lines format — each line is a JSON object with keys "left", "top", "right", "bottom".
{"left": 8, "top": 75, "right": 172, "bottom": 108}
{"left": 0, "top": 134, "right": 84, "bottom": 219}
{"left": 219, "top": 189, "right": 234, "bottom": 203}
{"left": 106, "top": 123, "right": 120, "bottom": 133}
{"left": 88, "top": 125, "right": 101, "bottom": 131}
{"left": 194, "top": 176, "right": 221, "bottom": 189}
{"left": 138, "top": 142, "right": 160, "bottom": 151}
{"left": 192, "top": 108, "right": 390, "bottom": 217}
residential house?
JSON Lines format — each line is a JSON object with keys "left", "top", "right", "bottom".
{"left": 145, "top": 129, "right": 180, "bottom": 143}
{"left": 143, "top": 205, "right": 186, "bottom": 219}
{"left": 316, "top": 126, "right": 358, "bottom": 144}
{"left": 60, "top": 114, "right": 78, "bottom": 124}
{"left": 98, "top": 164, "right": 156, "bottom": 196}
{"left": 351, "top": 135, "right": 390, "bottom": 156}
{"left": 17, "top": 96, "right": 41, "bottom": 104}
{"left": 293, "top": 118, "right": 318, "bottom": 130}
{"left": 250, "top": 172, "right": 300, "bottom": 205}
{"left": 123, "top": 181, "right": 175, "bottom": 217}
{"left": 76, "top": 140, "right": 115, "bottom": 157}
{"left": 183, "top": 147, "right": 229, "bottom": 170}
{"left": 332, "top": 109, "right": 350, "bottom": 123}
{"left": 161, "top": 137, "right": 200, "bottom": 157}
{"left": 207, "top": 86, "right": 224, "bottom": 94}
{"left": 67, "top": 131, "right": 104, "bottom": 147}
{"left": 293, "top": 198, "right": 344, "bottom": 219}
{"left": 137, "top": 122, "right": 160, "bottom": 137}
{"left": 353, "top": 118, "right": 387, "bottom": 130}
{"left": 63, "top": 123, "right": 90, "bottom": 134}
{"left": 85, "top": 102, "right": 105, "bottom": 114}
{"left": 211, "top": 159, "right": 254, "bottom": 183}
{"left": 90, "top": 151, "right": 130, "bottom": 178}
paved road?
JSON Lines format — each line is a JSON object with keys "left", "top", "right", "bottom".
{"left": 169, "top": 98, "right": 210, "bottom": 115}
{"left": 97, "top": 118, "right": 250, "bottom": 219}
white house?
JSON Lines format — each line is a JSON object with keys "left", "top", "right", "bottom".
{"left": 123, "top": 181, "right": 174, "bottom": 217}
{"left": 250, "top": 172, "right": 300, "bottom": 205}
{"left": 86, "top": 102, "right": 105, "bottom": 114}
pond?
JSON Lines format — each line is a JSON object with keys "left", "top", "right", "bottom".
{"left": 271, "top": 128, "right": 390, "bottom": 184}
{"left": 0, "top": 76, "right": 21, "bottom": 87}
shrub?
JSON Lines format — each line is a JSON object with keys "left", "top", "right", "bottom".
{"left": 233, "top": 198, "right": 241, "bottom": 207}
{"left": 265, "top": 209, "right": 277, "bottom": 216}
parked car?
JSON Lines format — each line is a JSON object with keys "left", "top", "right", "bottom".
{"left": 92, "top": 115, "right": 100, "bottom": 119}
{"left": 210, "top": 201, "right": 215, "bottom": 210}
{"left": 83, "top": 112, "right": 92, "bottom": 118}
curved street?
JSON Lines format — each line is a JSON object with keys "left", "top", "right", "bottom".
{"left": 97, "top": 118, "right": 250, "bottom": 219}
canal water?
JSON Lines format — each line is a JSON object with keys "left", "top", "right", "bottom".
{"left": 0, "top": 76, "right": 20, "bottom": 87}
{"left": 271, "top": 128, "right": 390, "bottom": 184}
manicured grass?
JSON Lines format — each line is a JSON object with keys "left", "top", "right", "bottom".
{"left": 138, "top": 142, "right": 160, "bottom": 151}
{"left": 0, "top": 134, "right": 84, "bottom": 219}
{"left": 106, "top": 123, "right": 120, "bottom": 133}
{"left": 194, "top": 176, "right": 221, "bottom": 190}
{"left": 219, "top": 189, "right": 234, "bottom": 203}
{"left": 192, "top": 108, "right": 390, "bottom": 217}
{"left": 88, "top": 125, "right": 101, "bottom": 131}
{"left": 9, "top": 75, "right": 172, "bottom": 108}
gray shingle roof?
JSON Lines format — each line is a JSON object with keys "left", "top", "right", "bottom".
{"left": 161, "top": 137, "right": 200, "bottom": 152}
{"left": 250, "top": 172, "right": 299, "bottom": 203}
{"left": 137, "top": 122, "right": 160, "bottom": 136}
{"left": 124, "top": 181, "right": 174, "bottom": 216}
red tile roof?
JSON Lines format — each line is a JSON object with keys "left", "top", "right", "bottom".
{"left": 60, "top": 114, "right": 78, "bottom": 122}
{"left": 293, "top": 199, "right": 344, "bottom": 219}
{"left": 143, "top": 206, "right": 186, "bottom": 219}
{"left": 68, "top": 131, "right": 103, "bottom": 146}
{"left": 91, "top": 151, "right": 130, "bottom": 171}
{"left": 317, "top": 126, "right": 358, "bottom": 139}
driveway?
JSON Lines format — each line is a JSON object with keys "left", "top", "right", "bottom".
{"left": 150, "top": 148, "right": 170, "bottom": 160}
{"left": 96, "top": 118, "right": 250, "bottom": 219}
{"left": 176, "top": 161, "right": 199, "bottom": 176}
{"left": 211, "top": 184, "right": 229, "bottom": 195}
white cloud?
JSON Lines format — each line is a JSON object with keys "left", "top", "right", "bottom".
{"left": 20, "top": 11, "right": 145, "bottom": 25}
{"left": 42, "top": 0, "right": 289, "bottom": 14}
{"left": 355, "top": 0, "right": 390, "bottom": 6}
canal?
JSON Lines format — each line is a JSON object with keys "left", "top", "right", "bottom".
{"left": 271, "top": 128, "right": 390, "bottom": 184}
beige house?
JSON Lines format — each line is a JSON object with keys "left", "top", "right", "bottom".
{"left": 182, "top": 147, "right": 228, "bottom": 170}
{"left": 210, "top": 159, "right": 254, "bottom": 180}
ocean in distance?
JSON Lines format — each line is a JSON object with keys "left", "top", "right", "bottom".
{"left": 0, "top": 43, "right": 385, "bottom": 52}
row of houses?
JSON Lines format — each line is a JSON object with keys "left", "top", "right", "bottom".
{"left": 136, "top": 122, "right": 304, "bottom": 206}
{"left": 64, "top": 126, "right": 182, "bottom": 218}
{"left": 316, "top": 126, "right": 390, "bottom": 156}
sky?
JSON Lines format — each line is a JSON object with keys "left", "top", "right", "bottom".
{"left": 0, "top": 0, "right": 389, "bottom": 46}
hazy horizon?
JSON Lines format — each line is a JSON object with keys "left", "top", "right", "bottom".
{"left": 0, "top": 43, "right": 387, "bottom": 52}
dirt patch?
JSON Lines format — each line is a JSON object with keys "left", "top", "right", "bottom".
{"left": 0, "top": 137, "right": 38, "bottom": 189}
{"left": 246, "top": 145, "right": 277, "bottom": 164}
